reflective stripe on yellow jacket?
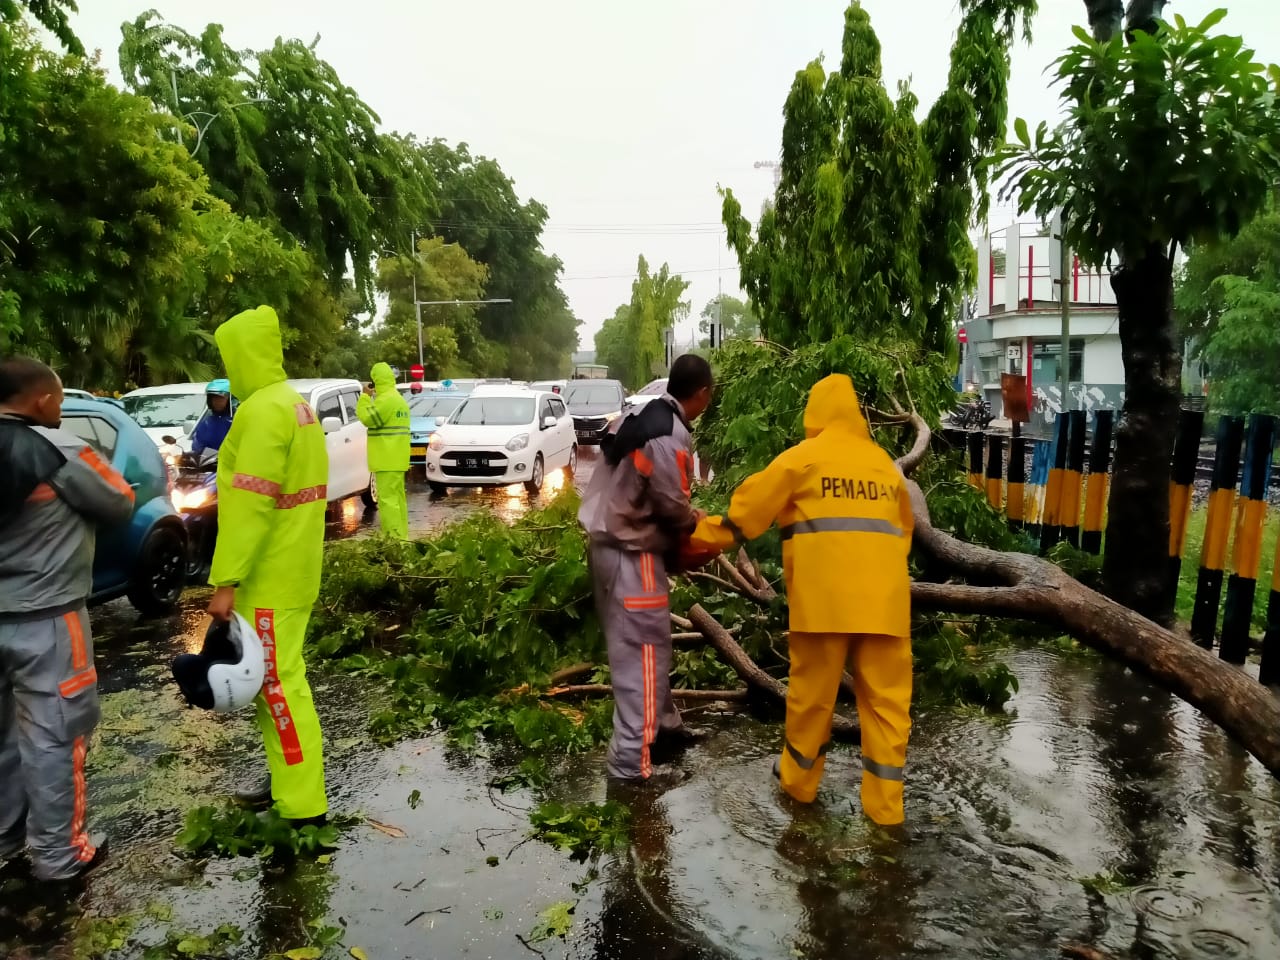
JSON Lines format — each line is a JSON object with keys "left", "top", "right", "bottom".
{"left": 692, "top": 374, "right": 913, "bottom": 636}
{"left": 209, "top": 306, "right": 329, "bottom": 608}
{"left": 356, "top": 361, "right": 410, "bottom": 473}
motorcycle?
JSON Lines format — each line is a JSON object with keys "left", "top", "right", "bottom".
{"left": 948, "top": 396, "right": 993, "bottom": 431}
{"left": 172, "top": 449, "right": 219, "bottom": 583}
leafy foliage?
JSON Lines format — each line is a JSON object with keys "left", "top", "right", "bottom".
{"left": 996, "top": 9, "right": 1280, "bottom": 269}
{"left": 1176, "top": 203, "right": 1280, "bottom": 346}
{"left": 699, "top": 294, "right": 758, "bottom": 343}
{"left": 176, "top": 804, "right": 341, "bottom": 859}
{"left": 118, "top": 12, "right": 434, "bottom": 306}
{"left": 0, "top": 27, "right": 209, "bottom": 386}
{"left": 528, "top": 800, "right": 630, "bottom": 861}
{"left": 594, "top": 256, "right": 690, "bottom": 390}
{"left": 721, "top": 0, "right": 1033, "bottom": 354}
{"left": 912, "top": 620, "right": 1019, "bottom": 711}
{"left": 528, "top": 900, "right": 576, "bottom": 943}
{"left": 0, "top": 0, "right": 81, "bottom": 54}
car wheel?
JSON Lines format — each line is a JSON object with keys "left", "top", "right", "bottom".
{"left": 566, "top": 444, "right": 578, "bottom": 478}
{"left": 361, "top": 474, "right": 378, "bottom": 509}
{"left": 429, "top": 482, "right": 448, "bottom": 497}
{"left": 524, "top": 454, "right": 545, "bottom": 496}
{"left": 126, "top": 524, "right": 187, "bottom": 617}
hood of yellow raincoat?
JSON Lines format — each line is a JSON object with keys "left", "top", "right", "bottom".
{"left": 215, "top": 306, "right": 287, "bottom": 401}
{"left": 802, "top": 374, "right": 870, "bottom": 440}
{"left": 370, "top": 362, "right": 397, "bottom": 394}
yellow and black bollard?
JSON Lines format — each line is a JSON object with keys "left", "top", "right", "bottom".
{"left": 1167, "top": 409, "right": 1205, "bottom": 600}
{"left": 1025, "top": 440, "right": 1051, "bottom": 539}
{"left": 1039, "top": 415, "right": 1070, "bottom": 552}
{"left": 1220, "top": 414, "right": 1276, "bottom": 664}
{"left": 1058, "top": 411, "right": 1087, "bottom": 549}
{"left": 1007, "top": 435, "right": 1026, "bottom": 531}
{"left": 967, "top": 432, "right": 984, "bottom": 490}
{"left": 1081, "top": 409, "right": 1114, "bottom": 555}
{"left": 985, "top": 435, "right": 1004, "bottom": 512}
{"left": 1261, "top": 539, "right": 1280, "bottom": 685}
{"left": 1191, "top": 415, "right": 1246, "bottom": 648}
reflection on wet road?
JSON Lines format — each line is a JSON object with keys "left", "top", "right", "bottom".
{"left": 6, "top": 441, "right": 1280, "bottom": 958}
{"left": 325, "top": 446, "right": 591, "bottom": 541}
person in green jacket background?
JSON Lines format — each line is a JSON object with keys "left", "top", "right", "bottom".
{"left": 356, "top": 362, "right": 410, "bottom": 540}
{"left": 206, "top": 305, "right": 329, "bottom": 826}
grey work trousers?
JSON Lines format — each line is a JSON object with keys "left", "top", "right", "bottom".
{"left": 0, "top": 607, "right": 102, "bottom": 879}
{"left": 589, "top": 543, "right": 683, "bottom": 779}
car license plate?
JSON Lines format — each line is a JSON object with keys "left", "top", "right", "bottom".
{"left": 464, "top": 456, "right": 481, "bottom": 469}
{"left": 576, "top": 430, "right": 592, "bottom": 439}
{"left": 410, "top": 446, "right": 426, "bottom": 457}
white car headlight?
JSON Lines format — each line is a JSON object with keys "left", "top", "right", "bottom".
{"left": 506, "top": 433, "right": 530, "bottom": 452}
{"left": 173, "top": 487, "right": 212, "bottom": 512}
{"left": 428, "top": 433, "right": 444, "bottom": 451}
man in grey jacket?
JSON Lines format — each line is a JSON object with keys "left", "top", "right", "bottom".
{"left": 0, "top": 357, "right": 135, "bottom": 880}
{"left": 578, "top": 354, "right": 713, "bottom": 782}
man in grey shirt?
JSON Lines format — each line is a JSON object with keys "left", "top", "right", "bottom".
{"left": 1, "top": 357, "right": 135, "bottom": 880}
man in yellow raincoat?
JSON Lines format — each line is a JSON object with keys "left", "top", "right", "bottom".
{"left": 692, "top": 374, "right": 914, "bottom": 824}
{"left": 206, "top": 306, "right": 329, "bottom": 826}
{"left": 356, "top": 362, "right": 410, "bottom": 539}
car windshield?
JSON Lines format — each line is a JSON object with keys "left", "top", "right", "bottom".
{"left": 451, "top": 396, "right": 535, "bottom": 426}
{"left": 636, "top": 379, "right": 667, "bottom": 396}
{"left": 409, "top": 394, "right": 465, "bottom": 418}
{"left": 122, "top": 392, "right": 207, "bottom": 428}
{"left": 564, "top": 384, "right": 621, "bottom": 406}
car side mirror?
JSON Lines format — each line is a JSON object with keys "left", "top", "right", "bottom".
{"left": 541, "top": 415, "right": 557, "bottom": 430}
{"left": 321, "top": 416, "right": 343, "bottom": 434}
{"left": 434, "top": 416, "right": 447, "bottom": 427}
{"left": 184, "top": 419, "right": 198, "bottom": 435}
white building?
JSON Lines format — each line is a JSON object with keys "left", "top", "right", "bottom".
{"left": 964, "top": 220, "right": 1122, "bottom": 433}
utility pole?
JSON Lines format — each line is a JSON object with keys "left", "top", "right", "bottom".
{"left": 1057, "top": 214, "right": 1071, "bottom": 408}
{"left": 411, "top": 230, "right": 422, "bottom": 367}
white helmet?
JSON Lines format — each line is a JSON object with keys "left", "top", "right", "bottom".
{"left": 172, "top": 612, "right": 264, "bottom": 713}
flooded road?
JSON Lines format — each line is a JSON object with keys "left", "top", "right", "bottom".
{"left": 4, "top": 446, "right": 1280, "bottom": 959}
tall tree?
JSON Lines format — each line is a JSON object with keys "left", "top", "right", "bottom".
{"left": 594, "top": 257, "right": 689, "bottom": 390}
{"left": 419, "top": 140, "right": 579, "bottom": 378}
{"left": 699, "top": 294, "right": 758, "bottom": 343}
{"left": 722, "top": 0, "right": 1035, "bottom": 355}
{"left": 374, "top": 237, "right": 490, "bottom": 377}
{"left": 1199, "top": 273, "right": 1280, "bottom": 416}
{"left": 0, "top": 0, "right": 81, "bottom": 54}
{"left": 0, "top": 25, "right": 211, "bottom": 387}
{"left": 997, "top": 8, "right": 1280, "bottom": 623}
{"left": 118, "top": 12, "right": 434, "bottom": 305}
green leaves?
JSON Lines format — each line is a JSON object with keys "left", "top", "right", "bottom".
{"left": 176, "top": 804, "right": 342, "bottom": 860}
{"left": 528, "top": 901, "right": 576, "bottom": 942}
{"left": 528, "top": 800, "right": 630, "bottom": 862}
{"left": 596, "top": 256, "right": 691, "bottom": 390}
{"left": 997, "top": 9, "right": 1280, "bottom": 266}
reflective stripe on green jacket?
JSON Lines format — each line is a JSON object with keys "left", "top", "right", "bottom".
{"left": 209, "top": 306, "right": 329, "bottom": 607}
{"left": 356, "top": 361, "right": 410, "bottom": 473}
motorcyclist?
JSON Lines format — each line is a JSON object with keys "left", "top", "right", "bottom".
{"left": 191, "top": 379, "right": 234, "bottom": 458}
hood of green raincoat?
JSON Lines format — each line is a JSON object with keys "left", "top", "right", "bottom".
{"left": 370, "top": 362, "right": 397, "bottom": 394}
{"left": 802, "top": 374, "right": 870, "bottom": 440}
{"left": 215, "top": 306, "right": 287, "bottom": 402}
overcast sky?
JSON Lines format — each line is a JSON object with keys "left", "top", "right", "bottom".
{"left": 73, "top": 1, "right": 1279, "bottom": 351}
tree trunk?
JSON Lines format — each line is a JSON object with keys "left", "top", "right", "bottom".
{"left": 1101, "top": 246, "right": 1182, "bottom": 625}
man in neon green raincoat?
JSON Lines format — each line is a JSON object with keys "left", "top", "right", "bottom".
{"left": 356, "top": 362, "right": 410, "bottom": 539}
{"left": 206, "top": 306, "right": 329, "bottom": 826}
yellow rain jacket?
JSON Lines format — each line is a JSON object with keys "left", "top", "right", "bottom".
{"left": 209, "top": 306, "right": 330, "bottom": 608}
{"left": 356, "top": 362, "right": 411, "bottom": 473}
{"left": 693, "top": 374, "right": 914, "bottom": 635}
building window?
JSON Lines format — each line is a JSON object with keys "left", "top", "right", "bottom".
{"left": 1032, "top": 338, "right": 1084, "bottom": 384}
{"left": 978, "top": 355, "right": 1001, "bottom": 386}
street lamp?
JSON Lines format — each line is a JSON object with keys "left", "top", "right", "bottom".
{"left": 412, "top": 298, "right": 513, "bottom": 367}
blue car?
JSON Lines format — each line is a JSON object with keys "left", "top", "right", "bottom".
{"left": 60, "top": 398, "right": 188, "bottom": 615}
{"left": 407, "top": 391, "right": 467, "bottom": 466}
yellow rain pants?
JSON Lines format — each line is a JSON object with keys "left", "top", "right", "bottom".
{"left": 779, "top": 632, "right": 912, "bottom": 825}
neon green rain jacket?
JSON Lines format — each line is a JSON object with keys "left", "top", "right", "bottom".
{"left": 356, "top": 362, "right": 411, "bottom": 473}
{"left": 209, "top": 306, "right": 330, "bottom": 607}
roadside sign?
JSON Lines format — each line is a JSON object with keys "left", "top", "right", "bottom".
{"left": 409, "top": 364, "right": 425, "bottom": 381}
{"left": 958, "top": 327, "right": 968, "bottom": 344}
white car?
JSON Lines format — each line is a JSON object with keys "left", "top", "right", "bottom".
{"left": 425, "top": 389, "right": 576, "bottom": 496}
{"left": 287, "top": 379, "right": 374, "bottom": 504}
{"left": 626, "top": 377, "right": 668, "bottom": 408}
{"left": 121, "top": 383, "right": 211, "bottom": 451}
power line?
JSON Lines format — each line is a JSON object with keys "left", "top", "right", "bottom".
{"left": 560, "top": 265, "right": 741, "bottom": 282}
